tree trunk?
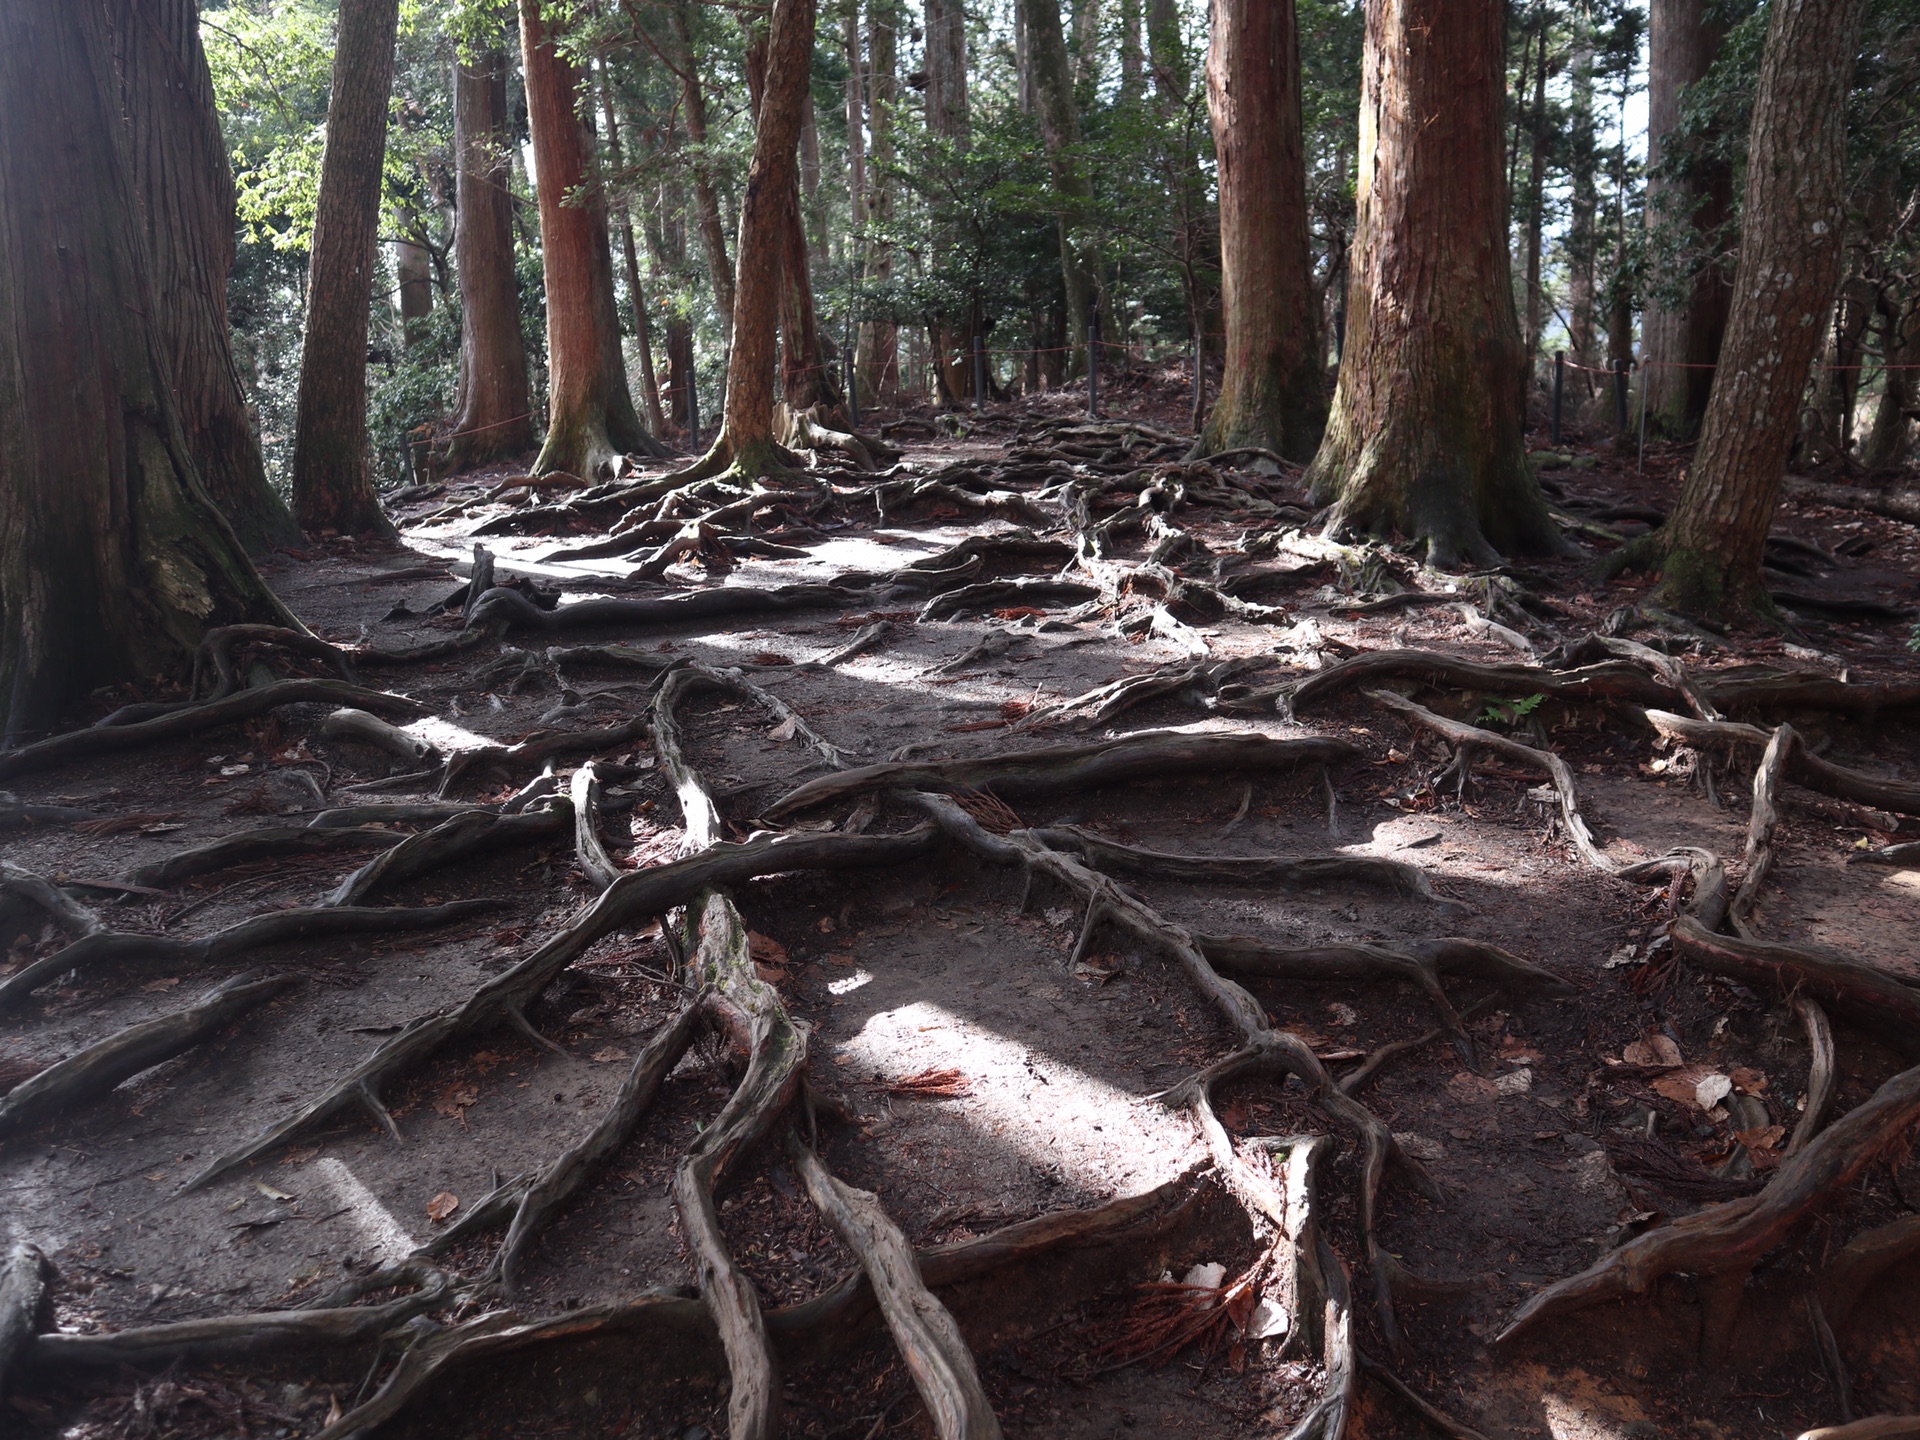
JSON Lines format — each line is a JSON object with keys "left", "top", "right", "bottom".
{"left": 676, "top": 0, "right": 817, "bottom": 482}
{"left": 1019, "top": 0, "right": 1098, "bottom": 380}
{"left": 1649, "top": 0, "right": 1869, "bottom": 618}
{"left": 395, "top": 205, "right": 434, "bottom": 346}
{"left": 599, "top": 73, "right": 668, "bottom": 439}
{"left": 1, "top": 0, "right": 294, "bottom": 740}
{"left": 445, "top": 47, "right": 534, "bottom": 472}
{"left": 1861, "top": 297, "right": 1916, "bottom": 472}
{"left": 1643, "top": 0, "right": 1734, "bottom": 440}
{"left": 668, "top": 2, "right": 737, "bottom": 340}
{"left": 856, "top": 0, "right": 899, "bottom": 403}
{"left": 521, "top": 0, "right": 663, "bottom": 477}
{"left": 112, "top": 0, "right": 297, "bottom": 553}
{"left": 1565, "top": 24, "right": 1599, "bottom": 391}
{"left": 1303, "top": 0, "right": 1557, "bottom": 567}
{"left": 1072, "top": 0, "right": 1104, "bottom": 96}
{"left": 1799, "top": 273, "right": 1873, "bottom": 466}
{"left": 1192, "top": 0, "right": 1324, "bottom": 462}
{"left": 1147, "top": 0, "right": 1188, "bottom": 109}
{"left": 1521, "top": 5, "right": 1550, "bottom": 381}
{"left": 1119, "top": 0, "right": 1145, "bottom": 101}
{"left": 925, "top": 0, "right": 970, "bottom": 151}
{"left": 292, "top": 0, "right": 400, "bottom": 537}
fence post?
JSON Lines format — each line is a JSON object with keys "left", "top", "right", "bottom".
{"left": 1612, "top": 359, "right": 1629, "bottom": 435}
{"left": 686, "top": 374, "right": 700, "bottom": 452}
{"left": 1551, "top": 351, "right": 1564, "bottom": 447}
{"left": 846, "top": 313, "right": 859, "bottom": 429}
{"left": 1636, "top": 357, "right": 1651, "bottom": 474}
{"left": 1087, "top": 315, "right": 1101, "bottom": 419}
{"left": 972, "top": 333, "right": 987, "bottom": 413}
{"left": 1192, "top": 328, "right": 1206, "bottom": 435}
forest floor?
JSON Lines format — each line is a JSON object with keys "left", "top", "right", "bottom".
{"left": 3, "top": 365, "right": 1920, "bottom": 1440}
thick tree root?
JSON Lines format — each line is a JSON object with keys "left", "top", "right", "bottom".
{"left": 1787, "top": 997, "right": 1837, "bottom": 1158}
{"left": 569, "top": 762, "right": 623, "bottom": 892}
{"left": 307, "top": 803, "right": 489, "bottom": 830}
{"left": 435, "top": 716, "right": 651, "bottom": 798}
{"left": 24, "top": 1262, "right": 449, "bottom": 1370}
{"left": 919, "top": 579, "right": 1100, "bottom": 622}
{"left": 127, "top": 825, "right": 406, "bottom": 889}
{"left": 1644, "top": 710, "right": 1920, "bottom": 817}
{"left": 322, "top": 708, "right": 442, "bottom": 767}
{"left": 1354, "top": 1348, "right": 1491, "bottom": 1440}
{"left": 1851, "top": 841, "right": 1920, "bottom": 867}
{"left": 1621, "top": 848, "right": 1730, "bottom": 931}
{"left": 1819, "top": 1214, "right": 1920, "bottom": 1329}
{"left": 0, "top": 796, "right": 99, "bottom": 831}
{"left": 0, "top": 680, "right": 427, "bottom": 783}
{"left": 0, "top": 862, "right": 104, "bottom": 938}
{"left": 0, "top": 973, "right": 299, "bottom": 1138}
{"left": 770, "top": 732, "right": 1356, "bottom": 819}
{"left": 1730, "top": 724, "right": 1794, "bottom": 933}
{"left": 1282, "top": 650, "right": 1677, "bottom": 718}
{"left": 1367, "top": 689, "right": 1617, "bottom": 873}
{"left": 1794, "top": 1421, "right": 1920, "bottom": 1440}
{"left": 328, "top": 807, "right": 571, "bottom": 906}
{"left": 183, "top": 828, "right": 936, "bottom": 1190}
{"left": 0, "top": 900, "right": 504, "bottom": 1011}
{"left": 1669, "top": 916, "right": 1920, "bottom": 1053}
{"left": 0, "top": 1240, "right": 50, "bottom": 1397}
{"left": 1017, "top": 660, "right": 1252, "bottom": 731}
{"left": 788, "top": 1134, "right": 1004, "bottom": 1440}
{"left": 1496, "top": 1061, "right": 1920, "bottom": 1360}
{"left": 1273, "top": 1136, "right": 1356, "bottom": 1440}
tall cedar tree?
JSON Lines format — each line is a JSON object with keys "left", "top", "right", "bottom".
{"left": 291, "top": 0, "right": 401, "bottom": 537}
{"left": 1304, "top": 0, "right": 1560, "bottom": 567}
{"left": 1643, "top": 0, "right": 1733, "bottom": 440}
{"left": 857, "top": 0, "right": 900, "bottom": 401}
{"left": 1019, "top": 0, "right": 1098, "bottom": 380}
{"left": 1647, "top": 0, "right": 1870, "bottom": 617}
{"left": 123, "top": 0, "right": 299, "bottom": 552}
{"left": 1193, "top": 0, "right": 1325, "bottom": 462}
{"left": 0, "top": 0, "right": 294, "bottom": 741}
{"left": 671, "top": 0, "right": 818, "bottom": 484}
{"left": 665, "top": 0, "right": 737, "bottom": 340}
{"left": 521, "top": 0, "right": 665, "bottom": 477}
{"left": 445, "top": 46, "right": 534, "bottom": 471}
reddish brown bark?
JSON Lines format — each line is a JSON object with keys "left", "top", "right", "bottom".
{"left": 1193, "top": 0, "right": 1324, "bottom": 462}
{"left": 663, "top": 0, "right": 737, "bottom": 340}
{"left": 292, "top": 0, "right": 401, "bottom": 537}
{"left": 1643, "top": 0, "right": 1734, "bottom": 440}
{"left": 1303, "top": 0, "right": 1557, "bottom": 568}
{"left": 521, "top": 0, "right": 662, "bottom": 477}
{"left": 445, "top": 47, "right": 534, "bottom": 472}
{"left": 0, "top": 0, "right": 293, "bottom": 740}
{"left": 856, "top": 0, "right": 899, "bottom": 402}
{"left": 1650, "top": 0, "right": 1870, "bottom": 618}
{"left": 599, "top": 74, "right": 668, "bottom": 438}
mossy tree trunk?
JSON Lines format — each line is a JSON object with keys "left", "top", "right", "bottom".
{"left": 291, "top": 0, "right": 400, "bottom": 538}
{"left": 445, "top": 46, "right": 535, "bottom": 473}
{"left": 1192, "top": 0, "right": 1324, "bottom": 462}
{"left": 113, "top": 0, "right": 298, "bottom": 553}
{"left": 521, "top": 0, "right": 665, "bottom": 478}
{"left": 1303, "top": 0, "right": 1559, "bottom": 568}
{"left": 1650, "top": 0, "right": 1870, "bottom": 620}
{"left": 0, "top": 0, "right": 296, "bottom": 741}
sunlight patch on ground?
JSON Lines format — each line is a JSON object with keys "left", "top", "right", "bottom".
{"left": 837, "top": 1000, "right": 1199, "bottom": 1192}
{"left": 310, "top": 1158, "right": 416, "bottom": 1264}
{"left": 402, "top": 715, "right": 508, "bottom": 754}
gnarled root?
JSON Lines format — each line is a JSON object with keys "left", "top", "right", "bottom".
{"left": 0, "top": 973, "right": 298, "bottom": 1138}
{"left": 127, "top": 825, "right": 405, "bottom": 889}
{"left": 1819, "top": 1214, "right": 1920, "bottom": 1330}
{"left": 788, "top": 1134, "right": 1004, "bottom": 1440}
{"left": 1788, "top": 996, "right": 1838, "bottom": 1158}
{"left": 0, "top": 1241, "right": 51, "bottom": 1397}
{"left": 329, "top": 806, "right": 571, "bottom": 907}
{"left": 1795, "top": 1420, "right": 1920, "bottom": 1439}
{"left": 435, "top": 716, "right": 650, "bottom": 798}
{"left": 1496, "top": 1061, "right": 1920, "bottom": 1361}
{"left": 0, "top": 861, "right": 103, "bottom": 938}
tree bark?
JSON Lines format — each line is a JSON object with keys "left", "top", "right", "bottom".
{"left": 1565, "top": 23, "right": 1600, "bottom": 389}
{"left": 292, "top": 0, "right": 401, "bottom": 537}
{"left": 1643, "top": 0, "right": 1734, "bottom": 440}
{"left": 856, "top": 0, "right": 899, "bottom": 403}
{"left": 665, "top": 1, "right": 737, "bottom": 341}
{"left": 112, "top": 0, "right": 297, "bottom": 552}
{"left": 1303, "top": 0, "right": 1558, "bottom": 567}
{"left": 395, "top": 204, "right": 434, "bottom": 346}
{"left": 1, "top": 0, "right": 294, "bottom": 741}
{"left": 675, "top": 0, "right": 817, "bottom": 481}
{"left": 1019, "top": 0, "right": 1099, "bottom": 380}
{"left": 1192, "top": 0, "right": 1324, "bottom": 462}
{"left": 1521, "top": 4, "right": 1550, "bottom": 379}
{"left": 1861, "top": 297, "right": 1916, "bottom": 472}
{"left": 445, "top": 47, "right": 534, "bottom": 472}
{"left": 1649, "top": 0, "right": 1870, "bottom": 618}
{"left": 521, "top": 0, "right": 664, "bottom": 477}
{"left": 924, "top": 0, "right": 970, "bottom": 151}
{"left": 1799, "top": 272, "right": 1873, "bottom": 465}
{"left": 599, "top": 73, "right": 669, "bottom": 439}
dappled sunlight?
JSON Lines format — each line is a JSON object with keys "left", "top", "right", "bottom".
{"left": 310, "top": 1157, "right": 417, "bottom": 1264}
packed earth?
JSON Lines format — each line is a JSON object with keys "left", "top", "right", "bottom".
{"left": 2, "top": 376, "right": 1918, "bottom": 1440}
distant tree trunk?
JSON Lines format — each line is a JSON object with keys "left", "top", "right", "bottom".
{"left": 925, "top": 0, "right": 970, "bottom": 150}
{"left": 1565, "top": 25, "right": 1599, "bottom": 390}
{"left": 1304, "top": 0, "right": 1559, "bottom": 567}
{"left": 1860, "top": 297, "right": 1915, "bottom": 472}
{"left": 1192, "top": 0, "right": 1324, "bottom": 461}
{"left": 1799, "top": 272, "right": 1874, "bottom": 465}
{"left": 1119, "top": 0, "right": 1145, "bottom": 101}
{"left": 521, "top": 0, "right": 662, "bottom": 477}
{"left": 1648, "top": 0, "right": 1869, "bottom": 619}
{"left": 395, "top": 205, "right": 434, "bottom": 346}
{"left": 292, "top": 0, "right": 400, "bottom": 537}
{"left": 1072, "top": 0, "right": 1104, "bottom": 96}
{"left": 675, "top": 0, "right": 817, "bottom": 484}
{"left": 667, "top": 3, "right": 736, "bottom": 341}
{"left": 599, "top": 73, "right": 668, "bottom": 438}
{"left": 1019, "top": 0, "right": 1098, "bottom": 379}
{"left": 1147, "top": 0, "right": 1188, "bottom": 107}
{"left": 856, "top": 0, "right": 899, "bottom": 403}
{"left": 445, "top": 47, "right": 533, "bottom": 472}
{"left": 1, "top": 0, "right": 294, "bottom": 740}
{"left": 112, "top": 0, "right": 297, "bottom": 553}
{"left": 1643, "top": 0, "right": 1733, "bottom": 440}
{"left": 1521, "top": 4, "right": 1550, "bottom": 380}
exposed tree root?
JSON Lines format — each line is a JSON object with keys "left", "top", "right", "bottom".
{"left": 127, "top": 825, "right": 406, "bottom": 889}
{"left": 0, "top": 680, "right": 428, "bottom": 783}
{"left": 434, "top": 716, "right": 651, "bottom": 798}
{"left": 1, "top": 861, "right": 104, "bottom": 938}
{"left": 657, "top": 662, "right": 856, "bottom": 776}
{"left": 307, "top": 802, "right": 489, "bottom": 830}
{"left": 25, "top": 1262, "right": 449, "bottom": 1370}
{"left": 1621, "top": 847, "right": 1731, "bottom": 931}
{"left": 183, "top": 828, "right": 936, "bottom": 1189}
{"left": 1367, "top": 689, "right": 1618, "bottom": 873}
{"left": 1282, "top": 650, "right": 1676, "bottom": 718}
{"left": 568, "top": 762, "right": 623, "bottom": 892}
{"left": 1355, "top": 1347, "right": 1492, "bottom": 1440}
{"left": 1850, "top": 841, "right": 1920, "bottom": 867}
{"left": 0, "top": 796, "right": 98, "bottom": 832}
{"left": 1794, "top": 1420, "right": 1920, "bottom": 1440}
{"left": 1272, "top": 1136, "right": 1356, "bottom": 1440}
{"left": 769, "top": 731, "right": 1356, "bottom": 819}
{"left": 1730, "top": 724, "right": 1794, "bottom": 934}
{"left": 0, "top": 900, "right": 504, "bottom": 1011}
{"left": 919, "top": 578, "right": 1100, "bottom": 622}
{"left": 1787, "top": 997, "right": 1838, "bottom": 1158}
{"left": 1644, "top": 710, "right": 1920, "bottom": 817}
{"left": 0, "top": 1240, "right": 50, "bottom": 1397}
{"left": 1496, "top": 1061, "right": 1920, "bottom": 1361}
{"left": 1015, "top": 660, "right": 1252, "bottom": 731}
{"left": 788, "top": 1135, "right": 1004, "bottom": 1440}
{"left": 1669, "top": 916, "right": 1920, "bottom": 1053}
{"left": 322, "top": 708, "right": 442, "bottom": 767}
{"left": 0, "top": 973, "right": 298, "bottom": 1138}
{"left": 1819, "top": 1214, "right": 1920, "bottom": 1329}
{"left": 328, "top": 807, "right": 571, "bottom": 906}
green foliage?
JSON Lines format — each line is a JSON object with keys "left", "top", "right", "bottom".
{"left": 1479, "top": 693, "right": 1548, "bottom": 729}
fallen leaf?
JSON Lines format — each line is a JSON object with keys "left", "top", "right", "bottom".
{"left": 1623, "top": 1033, "right": 1683, "bottom": 1068}
{"left": 748, "top": 931, "right": 789, "bottom": 967}
{"left": 591, "top": 1046, "right": 629, "bottom": 1063}
{"left": 826, "top": 951, "right": 855, "bottom": 966}
{"left": 1730, "top": 1066, "right": 1768, "bottom": 1095}
{"left": 1651, "top": 1065, "right": 1730, "bottom": 1110}
{"left": 141, "top": 976, "right": 182, "bottom": 993}
{"left": 434, "top": 1083, "right": 480, "bottom": 1117}
{"left": 1495, "top": 1067, "right": 1533, "bottom": 1097}
{"left": 426, "top": 1192, "right": 459, "bottom": 1223}
{"left": 253, "top": 1181, "right": 294, "bottom": 1202}
{"left": 766, "top": 716, "right": 799, "bottom": 742}
{"left": 754, "top": 963, "right": 789, "bottom": 984}
{"left": 1694, "top": 1073, "right": 1733, "bottom": 1110}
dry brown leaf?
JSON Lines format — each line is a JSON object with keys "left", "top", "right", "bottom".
{"left": 591, "top": 1046, "right": 628, "bottom": 1063}
{"left": 434, "top": 1083, "right": 479, "bottom": 1117}
{"left": 1650, "top": 1065, "right": 1727, "bottom": 1110}
{"left": 425, "top": 1192, "right": 459, "bottom": 1223}
{"left": 1730, "top": 1066, "right": 1769, "bottom": 1095}
{"left": 748, "top": 931, "right": 789, "bottom": 967}
{"left": 754, "top": 963, "right": 789, "bottom": 984}
{"left": 1622, "top": 1033, "right": 1683, "bottom": 1068}
{"left": 766, "top": 716, "right": 799, "bottom": 742}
